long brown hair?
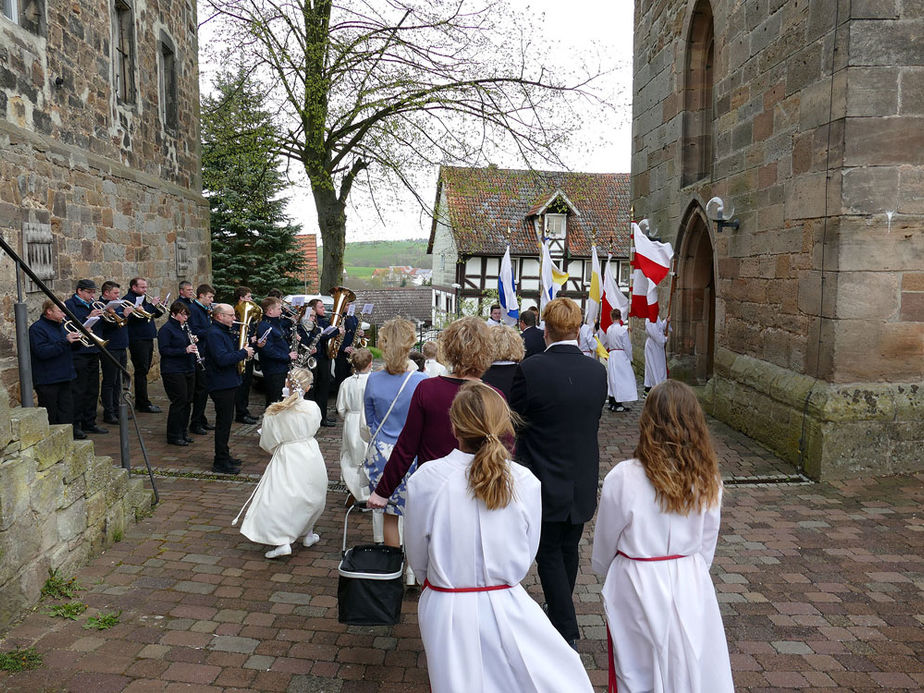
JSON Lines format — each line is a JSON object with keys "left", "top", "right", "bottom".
{"left": 634, "top": 380, "right": 721, "bottom": 515}
{"left": 378, "top": 317, "right": 416, "bottom": 374}
{"left": 449, "top": 382, "right": 515, "bottom": 510}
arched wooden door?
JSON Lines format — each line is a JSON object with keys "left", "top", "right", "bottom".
{"left": 672, "top": 204, "right": 715, "bottom": 383}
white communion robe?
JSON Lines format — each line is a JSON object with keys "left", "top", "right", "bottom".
{"left": 237, "top": 399, "right": 328, "bottom": 547}
{"left": 423, "top": 358, "right": 448, "bottom": 378}
{"left": 643, "top": 318, "right": 668, "bottom": 387}
{"left": 591, "top": 459, "right": 733, "bottom": 693}
{"left": 604, "top": 323, "right": 638, "bottom": 402}
{"left": 578, "top": 323, "right": 596, "bottom": 357}
{"left": 336, "top": 372, "right": 371, "bottom": 501}
{"left": 405, "top": 449, "right": 593, "bottom": 693}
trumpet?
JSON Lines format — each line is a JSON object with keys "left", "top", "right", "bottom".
{"left": 121, "top": 299, "right": 155, "bottom": 321}
{"left": 64, "top": 320, "right": 109, "bottom": 349}
{"left": 93, "top": 301, "right": 126, "bottom": 327}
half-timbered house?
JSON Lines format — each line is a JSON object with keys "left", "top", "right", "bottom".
{"left": 428, "top": 165, "right": 632, "bottom": 325}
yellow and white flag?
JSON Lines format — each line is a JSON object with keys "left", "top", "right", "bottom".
{"left": 539, "top": 240, "right": 569, "bottom": 315}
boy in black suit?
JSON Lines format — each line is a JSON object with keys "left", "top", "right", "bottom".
{"left": 518, "top": 309, "right": 545, "bottom": 359}
{"left": 510, "top": 297, "right": 608, "bottom": 647}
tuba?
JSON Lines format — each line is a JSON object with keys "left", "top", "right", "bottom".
{"left": 234, "top": 300, "right": 263, "bottom": 375}
{"left": 326, "top": 286, "right": 356, "bottom": 358}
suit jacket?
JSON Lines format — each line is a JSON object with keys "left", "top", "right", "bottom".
{"left": 521, "top": 326, "right": 545, "bottom": 359}
{"left": 510, "top": 344, "right": 607, "bottom": 524}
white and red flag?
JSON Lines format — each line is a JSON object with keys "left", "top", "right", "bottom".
{"left": 600, "top": 255, "right": 628, "bottom": 331}
{"left": 632, "top": 223, "right": 673, "bottom": 285}
{"left": 630, "top": 269, "right": 660, "bottom": 320}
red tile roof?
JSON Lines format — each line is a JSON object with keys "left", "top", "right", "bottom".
{"left": 428, "top": 166, "right": 631, "bottom": 257}
{"left": 293, "top": 235, "right": 319, "bottom": 289}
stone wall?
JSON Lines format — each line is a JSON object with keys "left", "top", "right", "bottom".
{"left": 0, "top": 0, "right": 209, "bottom": 403}
{"left": 0, "top": 400, "right": 154, "bottom": 631}
{"left": 631, "top": 0, "right": 924, "bottom": 477}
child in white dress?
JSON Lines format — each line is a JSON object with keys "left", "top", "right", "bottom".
{"left": 233, "top": 368, "right": 328, "bottom": 559}
{"left": 336, "top": 348, "right": 372, "bottom": 502}
{"left": 591, "top": 380, "right": 733, "bottom": 693}
{"left": 604, "top": 308, "right": 637, "bottom": 411}
{"left": 405, "top": 382, "right": 593, "bottom": 693}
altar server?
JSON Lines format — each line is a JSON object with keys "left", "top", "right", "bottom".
{"left": 603, "top": 309, "right": 637, "bottom": 411}
{"left": 336, "top": 348, "right": 373, "bottom": 503}
{"left": 643, "top": 317, "right": 669, "bottom": 391}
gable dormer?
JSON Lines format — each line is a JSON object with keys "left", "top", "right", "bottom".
{"left": 526, "top": 190, "right": 581, "bottom": 256}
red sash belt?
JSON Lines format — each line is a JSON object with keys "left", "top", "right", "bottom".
{"left": 608, "top": 552, "right": 686, "bottom": 692}
{"left": 422, "top": 579, "right": 513, "bottom": 593}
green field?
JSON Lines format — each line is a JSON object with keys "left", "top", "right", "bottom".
{"left": 318, "top": 239, "right": 429, "bottom": 269}
{"left": 343, "top": 266, "right": 377, "bottom": 279}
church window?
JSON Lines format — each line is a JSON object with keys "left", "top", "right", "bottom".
{"left": 114, "top": 0, "right": 136, "bottom": 104}
{"left": 681, "top": 0, "right": 714, "bottom": 186}
{"left": 2, "top": 0, "right": 45, "bottom": 34}
{"left": 159, "top": 33, "right": 178, "bottom": 131}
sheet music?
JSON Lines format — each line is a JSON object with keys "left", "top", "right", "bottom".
{"left": 259, "top": 327, "right": 273, "bottom": 343}
{"left": 104, "top": 300, "right": 123, "bottom": 309}
{"left": 135, "top": 296, "right": 143, "bottom": 306}
{"left": 291, "top": 296, "right": 305, "bottom": 306}
{"left": 83, "top": 316, "right": 100, "bottom": 329}
{"left": 347, "top": 304, "right": 356, "bottom": 316}
{"left": 321, "top": 325, "right": 338, "bottom": 336}
{"left": 362, "top": 303, "right": 374, "bottom": 314}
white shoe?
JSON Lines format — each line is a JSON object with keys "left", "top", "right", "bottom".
{"left": 302, "top": 532, "right": 320, "bottom": 548}
{"left": 265, "top": 544, "right": 292, "bottom": 559}
{"left": 405, "top": 565, "right": 417, "bottom": 587}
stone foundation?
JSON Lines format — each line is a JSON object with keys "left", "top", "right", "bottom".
{"left": 699, "top": 348, "right": 924, "bottom": 480}
{"left": 0, "top": 400, "right": 154, "bottom": 630}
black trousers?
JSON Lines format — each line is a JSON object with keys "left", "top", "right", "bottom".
{"left": 313, "top": 357, "right": 332, "bottom": 420}
{"left": 72, "top": 352, "right": 100, "bottom": 429}
{"left": 210, "top": 387, "right": 237, "bottom": 465}
{"left": 100, "top": 348, "right": 127, "bottom": 419}
{"left": 334, "top": 355, "right": 352, "bottom": 390}
{"left": 535, "top": 520, "right": 585, "bottom": 642}
{"left": 235, "top": 359, "right": 254, "bottom": 418}
{"left": 263, "top": 371, "right": 287, "bottom": 408}
{"left": 190, "top": 366, "right": 209, "bottom": 427}
{"left": 162, "top": 371, "right": 194, "bottom": 441}
{"left": 35, "top": 381, "right": 74, "bottom": 427}
{"left": 129, "top": 339, "right": 154, "bottom": 408}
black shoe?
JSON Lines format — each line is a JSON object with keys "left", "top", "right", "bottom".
{"left": 137, "top": 405, "right": 162, "bottom": 414}
{"left": 189, "top": 426, "right": 208, "bottom": 435}
{"left": 320, "top": 420, "right": 336, "bottom": 428}
{"left": 103, "top": 416, "right": 119, "bottom": 425}
{"left": 229, "top": 458, "right": 244, "bottom": 467}
{"left": 84, "top": 425, "right": 109, "bottom": 434}
{"left": 236, "top": 415, "right": 258, "bottom": 425}
{"left": 212, "top": 461, "right": 241, "bottom": 474}
{"left": 73, "top": 427, "right": 87, "bottom": 440}
{"left": 167, "top": 438, "right": 189, "bottom": 446}
{"left": 201, "top": 422, "right": 216, "bottom": 431}
{"left": 184, "top": 436, "right": 194, "bottom": 443}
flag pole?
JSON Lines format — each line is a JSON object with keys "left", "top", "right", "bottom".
{"left": 627, "top": 205, "right": 635, "bottom": 328}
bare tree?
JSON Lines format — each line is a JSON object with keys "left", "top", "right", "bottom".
{"left": 203, "top": 0, "right": 597, "bottom": 290}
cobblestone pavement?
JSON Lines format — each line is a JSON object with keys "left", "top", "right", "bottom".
{"left": 1, "top": 381, "right": 922, "bottom": 692}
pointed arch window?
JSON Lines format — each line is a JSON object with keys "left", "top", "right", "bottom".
{"left": 682, "top": 0, "right": 714, "bottom": 186}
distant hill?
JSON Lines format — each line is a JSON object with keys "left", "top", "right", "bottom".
{"left": 318, "top": 239, "right": 430, "bottom": 269}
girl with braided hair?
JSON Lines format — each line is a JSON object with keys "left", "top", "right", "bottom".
{"left": 404, "top": 382, "right": 592, "bottom": 693}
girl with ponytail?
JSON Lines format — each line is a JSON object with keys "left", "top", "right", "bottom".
{"left": 404, "top": 382, "right": 593, "bottom": 693}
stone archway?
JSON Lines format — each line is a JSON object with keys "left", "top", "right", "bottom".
{"left": 671, "top": 203, "right": 715, "bottom": 383}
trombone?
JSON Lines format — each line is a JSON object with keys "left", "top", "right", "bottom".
{"left": 93, "top": 301, "right": 126, "bottom": 327}
{"left": 64, "top": 320, "right": 109, "bottom": 349}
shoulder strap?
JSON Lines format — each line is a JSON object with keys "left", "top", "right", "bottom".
{"left": 369, "top": 371, "right": 415, "bottom": 444}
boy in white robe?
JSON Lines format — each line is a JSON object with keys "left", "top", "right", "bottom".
{"left": 643, "top": 317, "right": 669, "bottom": 391}
{"left": 604, "top": 309, "right": 637, "bottom": 411}
{"left": 421, "top": 340, "right": 448, "bottom": 377}
{"left": 336, "top": 348, "right": 372, "bottom": 503}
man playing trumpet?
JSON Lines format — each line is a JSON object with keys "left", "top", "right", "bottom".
{"left": 126, "top": 277, "right": 166, "bottom": 414}
{"left": 64, "top": 279, "right": 108, "bottom": 436}
{"left": 29, "top": 299, "right": 83, "bottom": 438}
{"left": 97, "top": 280, "right": 134, "bottom": 425}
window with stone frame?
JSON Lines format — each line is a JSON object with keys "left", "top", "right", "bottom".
{"left": 114, "top": 0, "right": 136, "bottom": 104}
{"left": 159, "top": 33, "right": 178, "bottom": 131}
{"left": 1, "top": 0, "right": 45, "bottom": 35}
{"left": 681, "top": 0, "right": 714, "bottom": 186}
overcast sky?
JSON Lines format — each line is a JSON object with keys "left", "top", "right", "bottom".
{"left": 200, "top": 1, "right": 634, "bottom": 243}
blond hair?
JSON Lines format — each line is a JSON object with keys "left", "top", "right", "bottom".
{"left": 542, "top": 297, "right": 582, "bottom": 342}
{"left": 489, "top": 324, "right": 525, "bottom": 362}
{"left": 438, "top": 317, "right": 493, "bottom": 377}
{"left": 265, "top": 367, "right": 314, "bottom": 415}
{"left": 450, "top": 382, "right": 515, "bottom": 510}
{"left": 634, "top": 380, "right": 721, "bottom": 515}
{"left": 378, "top": 317, "right": 417, "bottom": 375}
{"left": 349, "top": 347, "right": 373, "bottom": 372}
{"left": 422, "top": 341, "right": 439, "bottom": 359}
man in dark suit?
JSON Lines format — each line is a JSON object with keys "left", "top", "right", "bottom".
{"left": 519, "top": 309, "right": 545, "bottom": 359}
{"left": 510, "top": 297, "right": 608, "bottom": 648}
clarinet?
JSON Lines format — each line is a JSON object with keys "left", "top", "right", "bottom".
{"left": 182, "top": 323, "right": 205, "bottom": 370}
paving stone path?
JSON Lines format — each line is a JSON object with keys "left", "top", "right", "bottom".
{"left": 1, "top": 381, "right": 922, "bottom": 691}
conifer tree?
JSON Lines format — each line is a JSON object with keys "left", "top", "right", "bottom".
{"left": 202, "top": 69, "right": 306, "bottom": 301}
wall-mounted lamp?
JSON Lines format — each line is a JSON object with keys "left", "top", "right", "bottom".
{"left": 637, "top": 218, "right": 661, "bottom": 241}
{"left": 54, "top": 77, "right": 64, "bottom": 88}
{"left": 706, "top": 197, "right": 739, "bottom": 232}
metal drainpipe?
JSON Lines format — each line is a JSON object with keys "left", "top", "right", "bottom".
{"left": 14, "top": 263, "right": 34, "bottom": 407}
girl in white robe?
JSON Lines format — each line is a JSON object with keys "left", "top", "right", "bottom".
{"left": 604, "top": 310, "right": 637, "bottom": 411}
{"left": 336, "top": 348, "right": 372, "bottom": 502}
{"left": 233, "top": 368, "right": 328, "bottom": 559}
{"left": 405, "top": 382, "right": 592, "bottom": 693}
{"left": 591, "top": 380, "right": 733, "bottom": 693}
{"left": 643, "top": 317, "right": 669, "bottom": 390}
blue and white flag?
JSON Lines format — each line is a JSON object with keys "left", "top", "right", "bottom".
{"left": 498, "top": 246, "right": 519, "bottom": 325}
{"left": 539, "top": 240, "right": 569, "bottom": 315}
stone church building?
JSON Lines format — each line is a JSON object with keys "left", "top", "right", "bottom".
{"left": 632, "top": 0, "right": 923, "bottom": 478}
{"left": 0, "top": 0, "right": 210, "bottom": 400}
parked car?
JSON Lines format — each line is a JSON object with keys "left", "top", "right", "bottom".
{"left": 253, "top": 294, "right": 333, "bottom": 380}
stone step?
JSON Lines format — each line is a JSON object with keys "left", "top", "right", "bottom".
{"left": 6, "top": 407, "right": 51, "bottom": 453}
